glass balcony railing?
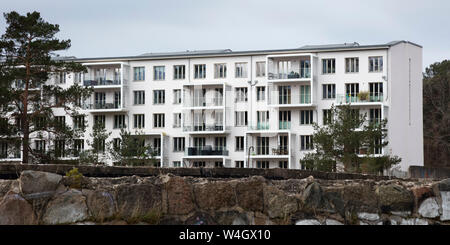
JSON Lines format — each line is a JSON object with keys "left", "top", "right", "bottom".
{"left": 83, "top": 102, "right": 121, "bottom": 110}
{"left": 268, "top": 68, "right": 311, "bottom": 80}
{"left": 183, "top": 124, "right": 229, "bottom": 132}
{"left": 186, "top": 146, "right": 229, "bottom": 156}
{"left": 248, "top": 122, "right": 270, "bottom": 131}
{"left": 279, "top": 121, "right": 291, "bottom": 130}
{"left": 336, "top": 93, "right": 384, "bottom": 104}
{"left": 183, "top": 97, "right": 224, "bottom": 107}
{"left": 83, "top": 77, "right": 121, "bottom": 86}
{"left": 250, "top": 146, "right": 289, "bottom": 156}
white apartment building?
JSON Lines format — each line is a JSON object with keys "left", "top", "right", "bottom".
{"left": 0, "top": 41, "right": 423, "bottom": 172}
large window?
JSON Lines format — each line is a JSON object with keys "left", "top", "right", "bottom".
{"left": 322, "top": 59, "right": 336, "bottom": 74}
{"left": 257, "top": 111, "right": 269, "bottom": 130}
{"left": 214, "top": 64, "right": 227, "bottom": 78}
{"left": 345, "top": 83, "right": 360, "bottom": 102}
{"left": 300, "top": 110, "right": 314, "bottom": 125}
{"left": 279, "top": 111, "right": 291, "bottom": 129}
{"left": 322, "top": 84, "right": 336, "bottom": 99}
{"left": 345, "top": 57, "right": 359, "bottom": 73}
{"left": 153, "top": 90, "right": 165, "bottom": 104}
{"left": 54, "top": 139, "right": 66, "bottom": 158}
{"left": 323, "top": 109, "right": 333, "bottom": 125}
{"left": 133, "top": 90, "right": 145, "bottom": 105}
{"left": 299, "top": 85, "right": 311, "bottom": 104}
{"left": 369, "top": 56, "right": 383, "bottom": 72}
{"left": 256, "top": 161, "right": 269, "bottom": 169}
{"left": 194, "top": 64, "right": 206, "bottom": 79}
{"left": 235, "top": 111, "right": 248, "bottom": 126}
{"left": 173, "top": 65, "right": 185, "bottom": 80}
{"left": 93, "top": 115, "right": 105, "bottom": 128}
{"left": 153, "top": 114, "right": 165, "bottom": 128}
{"left": 73, "top": 115, "right": 85, "bottom": 130}
{"left": 235, "top": 161, "right": 245, "bottom": 168}
{"left": 235, "top": 62, "right": 248, "bottom": 78}
{"left": 235, "top": 87, "right": 248, "bottom": 102}
{"left": 133, "top": 67, "right": 145, "bottom": 81}
{"left": 154, "top": 66, "right": 165, "bottom": 80}
{"left": 133, "top": 114, "right": 145, "bottom": 128}
{"left": 173, "top": 89, "right": 182, "bottom": 104}
{"left": 173, "top": 137, "right": 185, "bottom": 152}
{"left": 256, "top": 86, "right": 265, "bottom": 101}
{"left": 35, "top": 140, "right": 46, "bottom": 153}
{"left": 114, "top": 115, "right": 126, "bottom": 129}
{"left": 369, "top": 82, "right": 383, "bottom": 102}
{"left": 300, "top": 135, "right": 313, "bottom": 150}
{"left": 256, "top": 61, "right": 266, "bottom": 77}
{"left": 370, "top": 108, "right": 382, "bottom": 124}
{"left": 173, "top": 113, "right": 181, "bottom": 128}
{"left": 235, "top": 136, "right": 244, "bottom": 151}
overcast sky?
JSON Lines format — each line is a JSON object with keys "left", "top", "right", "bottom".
{"left": 1, "top": 0, "right": 449, "bottom": 70}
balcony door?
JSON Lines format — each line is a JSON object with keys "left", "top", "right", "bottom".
{"left": 193, "top": 89, "right": 206, "bottom": 107}
{"left": 193, "top": 112, "right": 205, "bottom": 131}
{"left": 278, "top": 86, "right": 291, "bottom": 104}
{"left": 153, "top": 138, "right": 161, "bottom": 156}
{"left": 214, "top": 137, "right": 226, "bottom": 151}
{"left": 256, "top": 136, "right": 269, "bottom": 155}
{"left": 278, "top": 135, "right": 288, "bottom": 155}
{"left": 257, "top": 111, "right": 269, "bottom": 130}
{"left": 345, "top": 83, "right": 359, "bottom": 102}
{"left": 369, "top": 82, "right": 383, "bottom": 102}
{"left": 114, "top": 92, "right": 121, "bottom": 108}
{"left": 193, "top": 137, "right": 206, "bottom": 150}
{"left": 300, "top": 60, "right": 310, "bottom": 78}
{"left": 279, "top": 111, "right": 291, "bottom": 129}
{"left": 214, "top": 110, "right": 223, "bottom": 130}
{"left": 215, "top": 88, "right": 223, "bottom": 106}
{"left": 95, "top": 92, "right": 106, "bottom": 108}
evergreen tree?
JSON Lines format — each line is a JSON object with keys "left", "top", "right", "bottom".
{"left": 80, "top": 121, "right": 111, "bottom": 165}
{"left": 110, "top": 129, "right": 158, "bottom": 167}
{"left": 0, "top": 11, "right": 91, "bottom": 163}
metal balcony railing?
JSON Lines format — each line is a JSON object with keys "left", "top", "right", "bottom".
{"left": 183, "top": 124, "right": 229, "bottom": 132}
{"left": 186, "top": 146, "right": 229, "bottom": 156}
{"left": 248, "top": 122, "right": 270, "bottom": 131}
{"left": 83, "top": 102, "right": 121, "bottom": 110}
{"left": 83, "top": 78, "right": 121, "bottom": 86}
{"left": 183, "top": 97, "right": 224, "bottom": 107}
{"left": 336, "top": 93, "right": 384, "bottom": 104}
{"left": 250, "top": 146, "right": 289, "bottom": 156}
{"left": 268, "top": 68, "right": 311, "bottom": 80}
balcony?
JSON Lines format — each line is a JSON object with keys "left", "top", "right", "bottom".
{"left": 186, "top": 146, "right": 229, "bottom": 157}
{"left": 267, "top": 54, "right": 312, "bottom": 82}
{"left": 249, "top": 146, "right": 290, "bottom": 159}
{"left": 336, "top": 93, "right": 384, "bottom": 105}
{"left": 183, "top": 124, "right": 230, "bottom": 133}
{"left": 183, "top": 97, "right": 224, "bottom": 108}
{"left": 83, "top": 78, "right": 121, "bottom": 87}
{"left": 83, "top": 102, "right": 121, "bottom": 110}
{"left": 279, "top": 121, "right": 291, "bottom": 130}
{"left": 268, "top": 68, "right": 311, "bottom": 80}
{"left": 248, "top": 122, "right": 270, "bottom": 131}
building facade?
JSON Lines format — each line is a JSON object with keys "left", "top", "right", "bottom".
{"left": 0, "top": 41, "right": 424, "bottom": 172}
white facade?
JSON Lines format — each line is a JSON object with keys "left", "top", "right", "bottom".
{"left": 0, "top": 41, "right": 424, "bottom": 172}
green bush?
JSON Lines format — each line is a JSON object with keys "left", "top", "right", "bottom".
{"left": 65, "top": 167, "right": 83, "bottom": 189}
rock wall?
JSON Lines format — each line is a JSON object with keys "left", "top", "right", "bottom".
{"left": 0, "top": 170, "right": 449, "bottom": 225}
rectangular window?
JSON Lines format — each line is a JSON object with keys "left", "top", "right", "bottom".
{"left": 256, "top": 61, "right": 266, "bottom": 77}
{"left": 300, "top": 135, "right": 313, "bottom": 150}
{"left": 256, "top": 137, "right": 269, "bottom": 155}
{"left": 256, "top": 161, "right": 269, "bottom": 169}
{"left": 114, "top": 115, "right": 126, "bottom": 129}
{"left": 173, "top": 89, "right": 182, "bottom": 104}
{"left": 193, "top": 161, "right": 206, "bottom": 168}
{"left": 194, "top": 64, "right": 206, "bottom": 79}
{"left": 345, "top": 83, "right": 360, "bottom": 102}
{"left": 323, "top": 109, "right": 333, "bottom": 125}
{"left": 57, "top": 72, "right": 66, "bottom": 84}
{"left": 173, "top": 137, "right": 185, "bottom": 152}
{"left": 322, "top": 59, "right": 336, "bottom": 74}
{"left": 279, "top": 161, "right": 288, "bottom": 169}
{"left": 369, "top": 56, "right": 383, "bottom": 72}
{"left": 279, "top": 111, "right": 291, "bottom": 129}
{"left": 54, "top": 139, "right": 66, "bottom": 158}
{"left": 35, "top": 140, "right": 46, "bottom": 153}
{"left": 235, "top": 136, "right": 244, "bottom": 151}
{"left": 173, "top": 65, "right": 185, "bottom": 80}
{"left": 257, "top": 111, "right": 269, "bottom": 130}
{"left": 55, "top": 116, "right": 65, "bottom": 129}
{"left": 113, "top": 138, "right": 121, "bottom": 150}
{"left": 235, "top": 62, "right": 248, "bottom": 78}
{"left": 133, "top": 67, "right": 145, "bottom": 81}
{"left": 235, "top": 87, "right": 248, "bottom": 102}
{"left": 134, "top": 91, "right": 145, "bottom": 105}
{"left": 173, "top": 161, "right": 181, "bottom": 167}
{"left": 370, "top": 108, "right": 382, "bottom": 124}
{"left": 256, "top": 86, "right": 265, "bottom": 101}
{"left": 0, "top": 141, "right": 7, "bottom": 158}
{"left": 369, "top": 82, "right": 383, "bottom": 102}
{"left": 235, "top": 111, "right": 248, "bottom": 126}
{"left": 299, "top": 85, "right": 311, "bottom": 104}
{"left": 300, "top": 110, "right": 314, "bottom": 125}
{"left": 345, "top": 57, "right": 359, "bottom": 73}
{"left": 322, "top": 84, "right": 336, "bottom": 99}
{"left": 154, "top": 66, "right": 165, "bottom": 80}
{"left": 214, "top": 64, "right": 227, "bottom": 78}
{"left": 235, "top": 161, "right": 245, "bottom": 168}
{"left": 173, "top": 113, "right": 181, "bottom": 128}
{"left": 73, "top": 115, "right": 85, "bottom": 130}
{"left": 153, "top": 114, "right": 165, "bottom": 128}
{"left": 73, "top": 139, "right": 84, "bottom": 156}
{"left": 153, "top": 90, "right": 165, "bottom": 104}
{"left": 215, "top": 161, "right": 223, "bottom": 168}
{"left": 133, "top": 114, "right": 145, "bottom": 129}
{"left": 93, "top": 115, "right": 105, "bottom": 128}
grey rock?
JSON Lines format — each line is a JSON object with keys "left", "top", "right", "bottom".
{"left": 357, "top": 212, "right": 380, "bottom": 222}
{"left": 301, "top": 182, "right": 323, "bottom": 210}
{"left": 264, "top": 185, "right": 298, "bottom": 218}
{"left": 376, "top": 184, "right": 414, "bottom": 212}
{"left": 43, "top": 189, "right": 89, "bottom": 224}
{"left": 401, "top": 218, "right": 428, "bottom": 225}
{"left": 391, "top": 211, "right": 411, "bottom": 218}
{"left": 295, "top": 219, "right": 321, "bottom": 225}
{"left": 325, "top": 219, "right": 343, "bottom": 225}
{"left": 19, "top": 170, "right": 62, "bottom": 195}
{"left": 83, "top": 189, "right": 115, "bottom": 221}
{"left": 418, "top": 197, "right": 440, "bottom": 218}
{"left": 116, "top": 183, "right": 162, "bottom": 219}
{"left": 0, "top": 193, "right": 37, "bottom": 225}
{"left": 440, "top": 191, "right": 450, "bottom": 221}
{"left": 438, "top": 179, "right": 450, "bottom": 192}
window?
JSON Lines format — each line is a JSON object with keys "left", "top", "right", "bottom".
{"left": 57, "top": 72, "right": 66, "bottom": 84}
{"left": 73, "top": 115, "right": 85, "bottom": 130}
{"left": 173, "top": 137, "right": 185, "bottom": 152}
{"left": 235, "top": 87, "right": 248, "bottom": 102}
{"left": 256, "top": 86, "right": 265, "bottom": 101}
{"left": 34, "top": 116, "right": 46, "bottom": 130}
{"left": 345, "top": 83, "right": 360, "bottom": 102}
{"left": 300, "top": 85, "right": 311, "bottom": 104}
{"left": 54, "top": 139, "right": 66, "bottom": 158}
{"left": 154, "top": 66, "right": 165, "bottom": 80}
{"left": 215, "top": 161, "right": 224, "bottom": 168}
{"left": 300, "top": 110, "right": 314, "bottom": 125}
{"left": 279, "top": 85, "right": 291, "bottom": 104}
{"left": 173, "top": 89, "right": 182, "bottom": 104}
{"left": 194, "top": 64, "right": 206, "bottom": 79}
{"left": 323, "top": 109, "right": 333, "bottom": 125}
{"left": 369, "top": 82, "right": 383, "bottom": 102}
{"left": 256, "top": 161, "right": 269, "bottom": 169}
{"left": 279, "top": 111, "right": 291, "bottom": 129}
{"left": 300, "top": 135, "right": 313, "bottom": 150}
{"left": 73, "top": 139, "right": 84, "bottom": 156}
{"left": 153, "top": 114, "right": 165, "bottom": 128}
{"left": 235, "top": 62, "right": 248, "bottom": 78}
{"left": 55, "top": 116, "right": 65, "bottom": 129}
{"left": 94, "top": 115, "right": 105, "bottom": 128}
{"left": 0, "top": 142, "right": 7, "bottom": 158}
{"left": 322, "top": 59, "right": 336, "bottom": 74}
{"left": 173, "top": 161, "right": 181, "bottom": 167}
{"left": 235, "top": 111, "right": 248, "bottom": 126}
{"left": 257, "top": 111, "right": 269, "bottom": 130}
{"left": 114, "top": 115, "right": 126, "bottom": 129}
{"left": 134, "top": 91, "right": 145, "bottom": 105}
{"left": 279, "top": 161, "right": 288, "bottom": 169}
{"left": 193, "top": 161, "right": 206, "bottom": 168}
{"left": 173, "top": 65, "right": 185, "bottom": 80}
{"left": 35, "top": 140, "right": 46, "bottom": 153}
{"left": 133, "top": 67, "right": 145, "bottom": 81}
{"left": 256, "top": 137, "right": 269, "bottom": 155}
{"left": 322, "top": 84, "right": 336, "bottom": 99}
{"left": 235, "top": 136, "right": 244, "bottom": 151}
{"left": 133, "top": 114, "right": 145, "bottom": 128}
{"left": 214, "top": 64, "right": 227, "bottom": 78}
{"left": 74, "top": 72, "right": 82, "bottom": 84}
{"left": 345, "top": 58, "right": 359, "bottom": 73}
{"left": 173, "top": 113, "right": 181, "bottom": 128}
{"left": 113, "top": 138, "right": 121, "bottom": 150}
{"left": 370, "top": 108, "right": 382, "bottom": 124}
{"left": 235, "top": 161, "right": 244, "bottom": 168}
{"left": 153, "top": 90, "right": 165, "bottom": 104}
{"left": 215, "top": 137, "right": 227, "bottom": 151}
{"left": 369, "top": 56, "right": 383, "bottom": 72}
{"left": 256, "top": 61, "right": 266, "bottom": 77}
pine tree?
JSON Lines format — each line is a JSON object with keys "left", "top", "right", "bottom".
{"left": 110, "top": 129, "right": 158, "bottom": 166}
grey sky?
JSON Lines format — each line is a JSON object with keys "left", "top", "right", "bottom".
{"left": 1, "top": 0, "right": 449, "bottom": 70}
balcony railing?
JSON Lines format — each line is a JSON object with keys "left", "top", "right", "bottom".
{"left": 268, "top": 68, "right": 311, "bottom": 80}
{"left": 250, "top": 146, "right": 289, "bottom": 156}
{"left": 83, "top": 78, "right": 121, "bottom": 86}
{"left": 83, "top": 102, "right": 121, "bottom": 110}
{"left": 183, "top": 124, "right": 229, "bottom": 132}
{"left": 184, "top": 97, "right": 224, "bottom": 107}
{"left": 336, "top": 93, "right": 384, "bottom": 104}
{"left": 186, "top": 146, "right": 229, "bottom": 156}
{"left": 248, "top": 122, "right": 270, "bottom": 131}
{"left": 279, "top": 121, "right": 291, "bottom": 130}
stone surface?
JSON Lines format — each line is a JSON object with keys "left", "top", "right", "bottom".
{"left": 193, "top": 181, "right": 236, "bottom": 211}
{"left": 264, "top": 185, "right": 298, "bottom": 218}
{"left": 0, "top": 193, "right": 37, "bottom": 225}
{"left": 295, "top": 219, "right": 321, "bottom": 225}
{"left": 301, "top": 182, "right": 323, "bottom": 210}
{"left": 418, "top": 197, "right": 440, "bottom": 218}
{"left": 376, "top": 184, "right": 414, "bottom": 212}
{"left": 357, "top": 212, "right": 380, "bottom": 222}
{"left": 235, "top": 177, "right": 265, "bottom": 212}
{"left": 163, "top": 176, "right": 195, "bottom": 215}
{"left": 115, "top": 183, "right": 162, "bottom": 218}
{"left": 325, "top": 219, "right": 344, "bottom": 225}
{"left": 440, "top": 191, "right": 450, "bottom": 221}
{"left": 390, "top": 211, "right": 411, "bottom": 218}
{"left": 185, "top": 211, "right": 216, "bottom": 225}
{"left": 401, "top": 218, "right": 428, "bottom": 225}
{"left": 214, "top": 211, "right": 250, "bottom": 225}
{"left": 83, "top": 189, "right": 116, "bottom": 221}
{"left": 438, "top": 179, "right": 450, "bottom": 192}
{"left": 411, "top": 186, "right": 434, "bottom": 208}
{"left": 19, "top": 170, "right": 62, "bottom": 195}
{"left": 42, "top": 189, "right": 88, "bottom": 224}
{"left": 342, "top": 183, "right": 378, "bottom": 212}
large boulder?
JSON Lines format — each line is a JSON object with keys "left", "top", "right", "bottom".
{"left": 235, "top": 176, "right": 265, "bottom": 212}
{"left": 301, "top": 182, "right": 323, "bottom": 210}
{"left": 83, "top": 189, "right": 116, "bottom": 221}
{"left": 295, "top": 219, "right": 321, "bottom": 225}
{"left": 418, "top": 197, "right": 440, "bottom": 218}
{"left": 162, "top": 175, "right": 195, "bottom": 215}
{"left": 115, "top": 183, "right": 162, "bottom": 219}
{"left": 264, "top": 185, "right": 298, "bottom": 218}
{"left": 19, "top": 171, "right": 62, "bottom": 195}
{"left": 376, "top": 184, "right": 414, "bottom": 212}
{"left": 193, "top": 180, "right": 236, "bottom": 211}
{"left": 42, "top": 189, "right": 88, "bottom": 224}
{"left": 0, "top": 192, "right": 37, "bottom": 225}
{"left": 438, "top": 179, "right": 450, "bottom": 192}
{"left": 342, "top": 183, "right": 378, "bottom": 213}
{"left": 440, "top": 191, "right": 450, "bottom": 221}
